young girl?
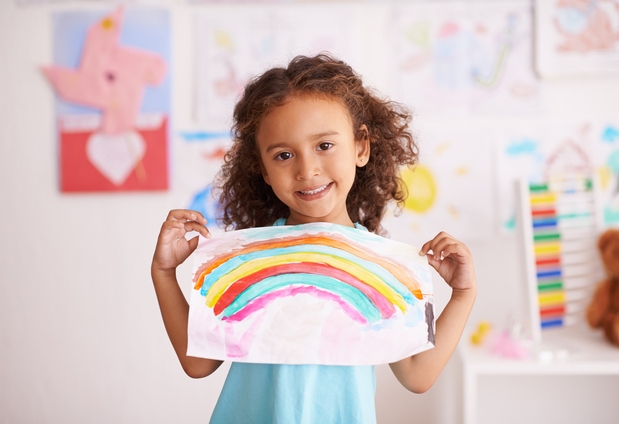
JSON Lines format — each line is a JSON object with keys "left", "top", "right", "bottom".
{"left": 152, "top": 54, "right": 476, "bottom": 423}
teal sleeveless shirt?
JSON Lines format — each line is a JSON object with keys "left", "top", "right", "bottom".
{"left": 209, "top": 219, "right": 377, "bottom": 423}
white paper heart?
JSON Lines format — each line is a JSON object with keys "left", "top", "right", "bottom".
{"left": 86, "top": 131, "right": 146, "bottom": 186}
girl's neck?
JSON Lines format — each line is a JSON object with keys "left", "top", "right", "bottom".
{"left": 285, "top": 214, "right": 356, "bottom": 228}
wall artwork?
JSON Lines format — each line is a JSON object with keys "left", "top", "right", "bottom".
{"left": 594, "top": 123, "right": 619, "bottom": 227}
{"left": 496, "top": 121, "right": 619, "bottom": 235}
{"left": 176, "top": 130, "right": 232, "bottom": 234}
{"left": 388, "top": 1, "right": 540, "bottom": 117}
{"left": 381, "top": 126, "right": 495, "bottom": 244}
{"left": 535, "top": 0, "right": 619, "bottom": 77}
{"left": 43, "top": 7, "right": 170, "bottom": 192}
{"left": 187, "top": 222, "right": 435, "bottom": 365}
{"left": 194, "top": 3, "right": 358, "bottom": 124}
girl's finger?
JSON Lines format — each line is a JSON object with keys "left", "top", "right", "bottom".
{"left": 419, "top": 231, "right": 453, "bottom": 255}
{"left": 183, "top": 221, "right": 212, "bottom": 238}
{"left": 161, "top": 220, "right": 185, "bottom": 232}
{"left": 167, "top": 209, "right": 207, "bottom": 225}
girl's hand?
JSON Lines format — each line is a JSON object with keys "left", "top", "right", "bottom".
{"left": 419, "top": 231, "right": 475, "bottom": 292}
{"left": 152, "top": 209, "right": 211, "bottom": 275}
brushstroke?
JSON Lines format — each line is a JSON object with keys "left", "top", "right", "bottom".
{"left": 213, "top": 262, "right": 396, "bottom": 319}
{"left": 224, "top": 282, "right": 373, "bottom": 324}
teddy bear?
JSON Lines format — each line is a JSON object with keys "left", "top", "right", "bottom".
{"left": 586, "top": 228, "right": 619, "bottom": 347}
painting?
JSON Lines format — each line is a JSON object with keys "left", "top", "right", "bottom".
{"left": 44, "top": 7, "right": 170, "bottom": 192}
{"left": 535, "top": 0, "right": 619, "bottom": 77}
{"left": 187, "top": 222, "right": 434, "bottom": 365}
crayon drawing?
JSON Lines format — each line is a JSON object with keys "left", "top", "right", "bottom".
{"left": 187, "top": 222, "right": 434, "bottom": 365}
{"left": 388, "top": 1, "right": 540, "bottom": 116}
{"left": 381, "top": 126, "right": 494, "bottom": 243}
{"left": 194, "top": 3, "right": 357, "bottom": 124}
{"left": 535, "top": 0, "right": 619, "bottom": 77}
{"left": 594, "top": 124, "right": 619, "bottom": 227}
{"left": 176, "top": 130, "right": 231, "bottom": 233}
{"left": 496, "top": 122, "right": 619, "bottom": 234}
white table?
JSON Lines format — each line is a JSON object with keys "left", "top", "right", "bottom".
{"left": 458, "top": 324, "right": 619, "bottom": 424}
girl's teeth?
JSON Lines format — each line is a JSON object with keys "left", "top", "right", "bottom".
{"left": 301, "top": 184, "right": 328, "bottom": 195}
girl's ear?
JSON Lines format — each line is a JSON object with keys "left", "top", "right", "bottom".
{"left": 356, "top": 124, "right": 371, "bottom": 167}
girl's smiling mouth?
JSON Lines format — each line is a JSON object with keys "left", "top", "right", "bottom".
{"left": 297, "top": 182, "right": 332, "bottom": 197}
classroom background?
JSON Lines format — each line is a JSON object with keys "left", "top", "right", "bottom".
{"left": 2, "top": 0, "right": 619, "bottom": 422}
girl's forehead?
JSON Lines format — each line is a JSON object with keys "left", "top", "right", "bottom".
{"left": 261, "top": 94, "right": 353, "bottom": 123}
{"left": 255, "top": 95, "right": 355, "bottom": 145}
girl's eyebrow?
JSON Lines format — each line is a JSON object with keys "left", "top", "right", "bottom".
{"left": 265, "top": 142, "right": 290, "bottom": 153}
{"left": 264, "top": 131, "right": 340, "bottom": 152}
{"left": 311, "top": 130, "right": 339, "bottom": 139}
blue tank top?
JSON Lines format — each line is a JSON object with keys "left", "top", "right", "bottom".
{"left": 209, "top": 219, "right": 377, "bottom": 424}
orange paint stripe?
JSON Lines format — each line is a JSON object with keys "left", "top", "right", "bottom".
{"left": 194, "top": 233, "right": 424, "bottom": 299}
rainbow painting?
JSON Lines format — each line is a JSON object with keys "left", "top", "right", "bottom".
{"left": 187, "top": 222, "right": 434, "bottom": 365}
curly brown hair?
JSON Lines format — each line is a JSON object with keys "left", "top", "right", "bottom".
{"left": 215, "top": 53, "right": 418, "bottom": 234}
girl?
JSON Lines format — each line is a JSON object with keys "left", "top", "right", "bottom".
{"left": 152, "top": 54, "right": 476, "bottom": 423}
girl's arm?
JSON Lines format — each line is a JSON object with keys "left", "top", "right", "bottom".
{"left": 151, "top": 209, "right": 223, "bottom": 378}
{"left": 389, "top": 232, "right": 476, "bottom": 393}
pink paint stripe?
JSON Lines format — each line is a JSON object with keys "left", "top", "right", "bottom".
{"left": 223, "top": 286, "right": 368, "bottom": 325}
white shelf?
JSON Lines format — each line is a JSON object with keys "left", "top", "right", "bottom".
{"left": 459, "top": 324, "right": 619, "bottom": 424}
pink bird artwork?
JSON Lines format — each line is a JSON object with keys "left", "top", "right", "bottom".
{"left": 43, "top": 7, "right": 170, "bottom": 192}
{"left": 43, "top": 7, "right": 167, "bottom": 135}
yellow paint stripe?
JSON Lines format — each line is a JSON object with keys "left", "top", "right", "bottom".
{"left": 204, "top": 251, "right": 408, "bottom": 312}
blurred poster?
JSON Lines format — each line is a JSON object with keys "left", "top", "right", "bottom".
{"left": 194, "top": 3, "right": 359, "bottom": 124}
{"left": 44, "top": 7, "right": 170, "bottom": 192}
{"left": 535, "top": 0, "right": 619, "bottom": 77}
{"left": 388, "top": 1, "right": 540, "bottom": 117}
{"left": 495, "top": 121, "right": 619, "bottom": 234}
{"left": 382, "top": 126, "right": 495, "bottom": 244}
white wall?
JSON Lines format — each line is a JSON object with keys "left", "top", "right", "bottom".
{"left": 1, "top": 1, "right": 619, "bottom": 423}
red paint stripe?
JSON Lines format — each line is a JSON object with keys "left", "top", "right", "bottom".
{"left": 213, "top": 262, "right": 396, "bottom": 318}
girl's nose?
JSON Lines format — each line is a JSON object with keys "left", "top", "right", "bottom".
{"left": 296, "top": 153, "right": 320, "bottom": 180}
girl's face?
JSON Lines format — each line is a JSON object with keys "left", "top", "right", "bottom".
{"left": 256, "top": 95, "right": 370, "bottom": 227}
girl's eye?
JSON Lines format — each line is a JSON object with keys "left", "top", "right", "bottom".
{"left": 275, "top": 151, "right": 293, "bottom": 161}
{"left": 318, "top": 142, "right": 333, "bottom": 151}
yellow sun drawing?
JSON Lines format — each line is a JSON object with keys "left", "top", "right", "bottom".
{"left": 401, "top": 164, "right": 437, "bottom": 214}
